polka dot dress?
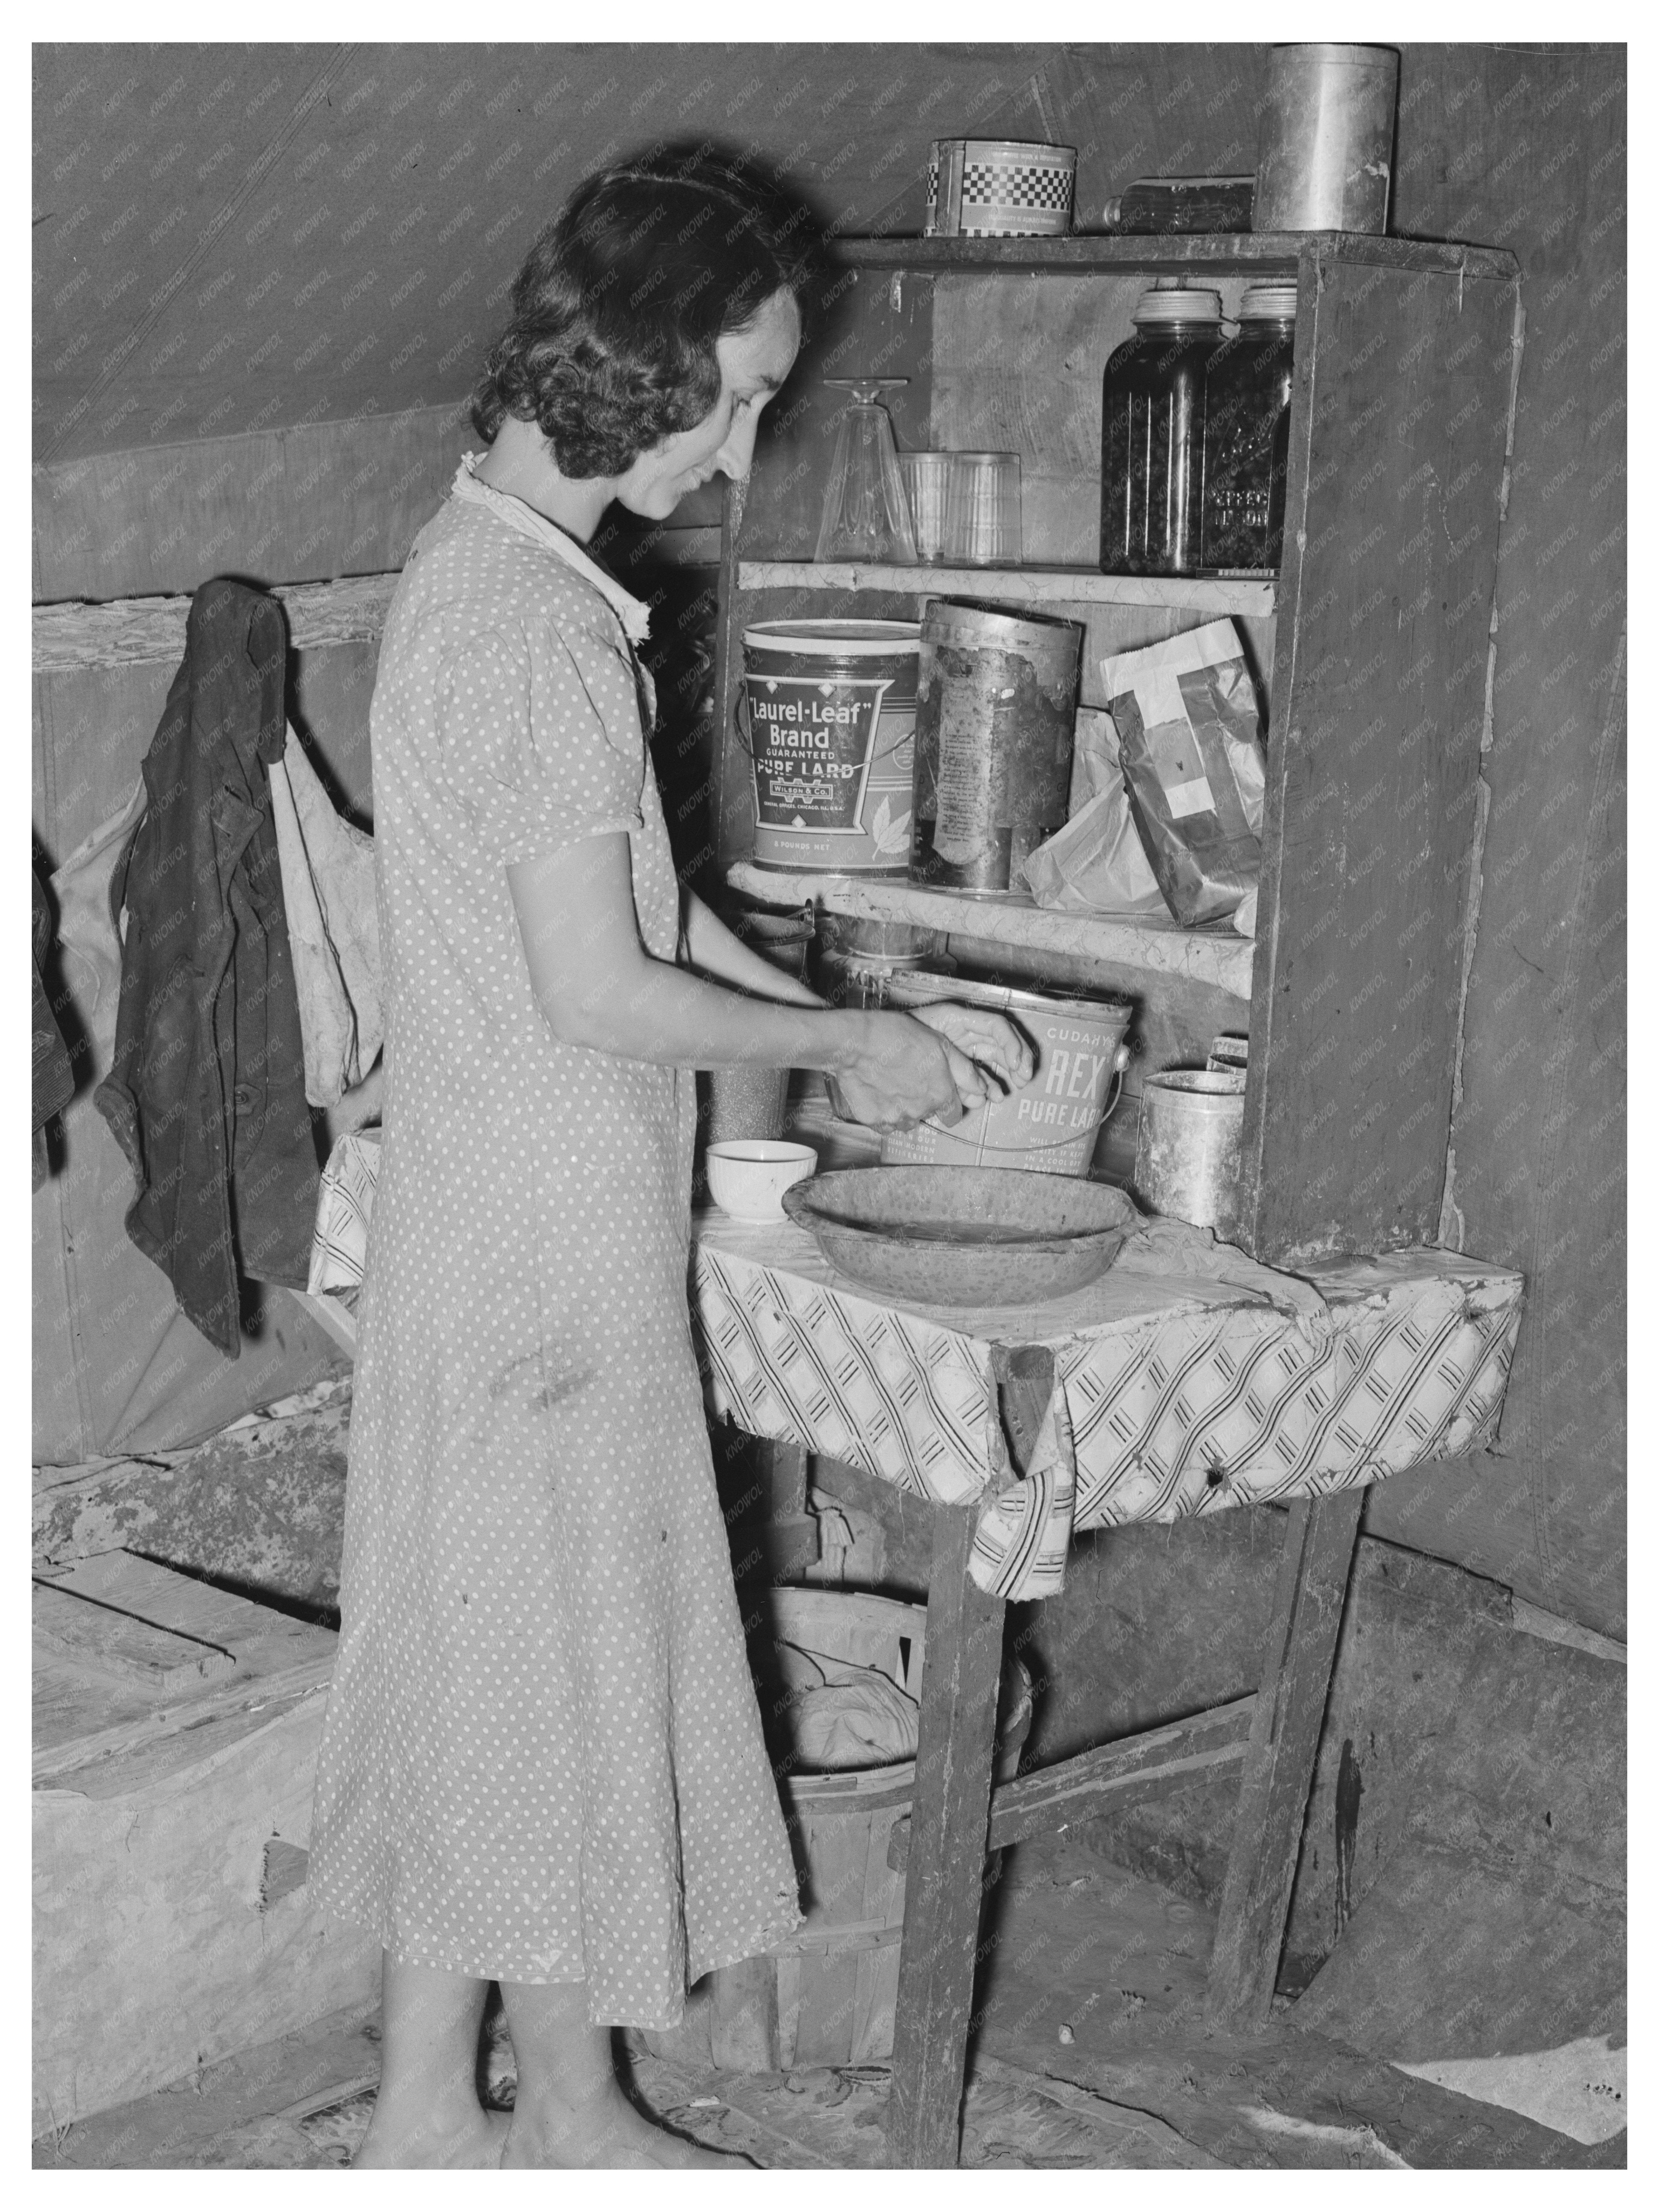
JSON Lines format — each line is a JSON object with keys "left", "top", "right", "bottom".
{"left": 308, "top": 462, "right": 802, "bottom": 2028}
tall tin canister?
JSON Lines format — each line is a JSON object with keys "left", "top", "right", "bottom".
{"left": 908, "top": 600, "right": 1082, "bottom": 893}
{"left": 743, "top": 620, "right": 921, "bottom": 874}
{"left": 1253, "top": 44, "right": 1399, "bottom": 234}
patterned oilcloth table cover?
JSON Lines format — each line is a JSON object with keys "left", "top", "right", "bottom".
{"left": 690, "top": 1213, "right": 1523, "bottom": 1603}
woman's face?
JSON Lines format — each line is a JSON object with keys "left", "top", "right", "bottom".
{"left": 615, "top": 287, "right": 802, "bottom": 520}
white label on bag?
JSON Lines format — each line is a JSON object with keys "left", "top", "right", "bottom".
{"left": 1133, "top": 664, "right": 1188, "bottom": 730}
{"left": 1166, "top": 775, "right": 1216, "bottom": 819}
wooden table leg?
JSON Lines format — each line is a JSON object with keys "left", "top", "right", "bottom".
{"left": 885, "top": 1501, "right": 1007, "bottom": 2168}
{"left": 1204, "top": 1486, "right": 1365, "bottom": 2034}
{"left": 757, "top": 1437, "right": 819, "bottom": 1582}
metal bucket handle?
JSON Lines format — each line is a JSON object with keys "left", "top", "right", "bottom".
{"left": 735, "top": 681, "right": 911, "bottom": 766}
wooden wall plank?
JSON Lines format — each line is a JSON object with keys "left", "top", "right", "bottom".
{"left": 34, "top": 574, "right": 398, "bottom": 671}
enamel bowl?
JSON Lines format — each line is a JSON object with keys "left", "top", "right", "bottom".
{"left": 782, "top": 1165, "right": 1140, "bottom": 1306}
{"left": 706, "top": 1140, "right": 818, "bottom": 1223}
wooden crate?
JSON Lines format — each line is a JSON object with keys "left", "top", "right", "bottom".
{"left": 32, "top": 1551, "right": 378, "bottom": 2135}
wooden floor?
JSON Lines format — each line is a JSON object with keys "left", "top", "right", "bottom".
{"left": 34, "top": 1833, "right": 1623, "bottom": 2170}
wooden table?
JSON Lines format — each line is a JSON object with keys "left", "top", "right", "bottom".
{"left": 689, "top": 1210, "right": 1523, "bottom": 2167}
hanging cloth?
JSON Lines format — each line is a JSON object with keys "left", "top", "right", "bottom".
{"left": 269, "top": 725, "right": 383, "bottom": 1108}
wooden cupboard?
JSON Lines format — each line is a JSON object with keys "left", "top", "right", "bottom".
{"left": 713, "top": 232, "right": 1523, "bottom": 1265}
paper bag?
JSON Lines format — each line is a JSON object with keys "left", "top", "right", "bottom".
{"left": 1021, "top": 708, "right": 1168, "bottom": 918}
{"left": 1100, "top": 620, "right": 1267, "bottom": 928}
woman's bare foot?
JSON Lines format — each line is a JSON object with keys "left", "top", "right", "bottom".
{"left": 502, "top": 2082, "right": 753, "bottom": 2169}
{"left": 354, "top": 1957, "right": 508, "bottom": 2168}
{"left": 354, "top": 2101, "right": 510, "bottom": 2169}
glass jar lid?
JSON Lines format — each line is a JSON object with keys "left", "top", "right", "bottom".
{"left": 1133, "top": 287, "right": 1223, "bottom": 326}
{"left": 1239, "top": 283, "right": 1299, "bottom": 321}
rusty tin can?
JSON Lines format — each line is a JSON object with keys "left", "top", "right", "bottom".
{"left": 908, "top": 599, "right": 1082, "bottom": 894}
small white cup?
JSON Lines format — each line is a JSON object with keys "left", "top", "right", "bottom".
{"left": 705, "top": 1140, "right": 818, "bottom": 1223}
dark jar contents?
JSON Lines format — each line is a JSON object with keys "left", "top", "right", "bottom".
{"left": 1099, "top": 287, "right": 1225, "bottom": 577}
{"left": 1201, "top": 284, "right": 1298, "bottom": 572}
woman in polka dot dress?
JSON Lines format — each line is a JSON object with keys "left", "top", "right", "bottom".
{"left": 308, "top": 156, "right": 1028, "bottom": 2170}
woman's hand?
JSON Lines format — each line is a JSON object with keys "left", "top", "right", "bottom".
{"left": 828, "top": 1011, "right": 996, "bottom": 1133}
{"left": 907, "top": 1004, "right": 1033, "bottom": 1097}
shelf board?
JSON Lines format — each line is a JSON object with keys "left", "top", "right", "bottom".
{"left": 825, "top": 233, "right": 1520, "bottom": 282}
{"left": 727, "top": 861, "right": 1255, "bottom": 1001}
{"left": 735, "top": 562, "right": 1275, "bottom": 617}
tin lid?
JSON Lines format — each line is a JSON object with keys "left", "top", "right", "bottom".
{"left": 1133, "top": 287, "right": 1223, "bottom": 326}
{"left": 948, "top": 138, "right": 1077, "bottom": 163}
{"left": 1240, "top": 283, "right": 1299, "bottom": 321}
{"left": 921, "top": 597, "right": 1084, "bottom": 654}
{"left": 743, "top": 618, "right": 921, "bottom": 656}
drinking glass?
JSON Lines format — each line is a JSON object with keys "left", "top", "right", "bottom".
{"left": 943, "top": 451, "right": 1021, "bottom": 565}
{"left": 897, "top": 451, "right": 954, "bottom": 562}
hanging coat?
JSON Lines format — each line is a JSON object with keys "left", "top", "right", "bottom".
{"left": 95, "top": 579, "right": 320, "bottom": 1356}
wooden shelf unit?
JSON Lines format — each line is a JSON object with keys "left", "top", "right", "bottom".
{"left": 713, "top": 232, "right": 1523, "bottom": 1265}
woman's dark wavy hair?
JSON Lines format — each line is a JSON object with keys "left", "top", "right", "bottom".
{"left": 471, "top": 152, "right": 817, "bottom": 477}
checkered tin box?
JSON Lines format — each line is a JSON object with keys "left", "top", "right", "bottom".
{"left": 926, "top": 138, "right": 1076, "bottom": 237}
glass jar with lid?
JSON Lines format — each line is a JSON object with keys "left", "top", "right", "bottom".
{"left": 1200, "top": 283, "right": 1298, "bottom": 572}
{"left": 1099, "top": 287, "right": 1225, "bottom": 576}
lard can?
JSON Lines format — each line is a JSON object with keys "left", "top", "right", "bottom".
{"left": 743, "top": 620, "right": 920, "bottom": 874}
{"left": 874, "top": 970, "right": 1133, "bottom": 1180}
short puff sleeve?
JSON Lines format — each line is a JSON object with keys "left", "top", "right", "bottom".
{"left": 436, "top": 613, "right": 646, "bottom": 865}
